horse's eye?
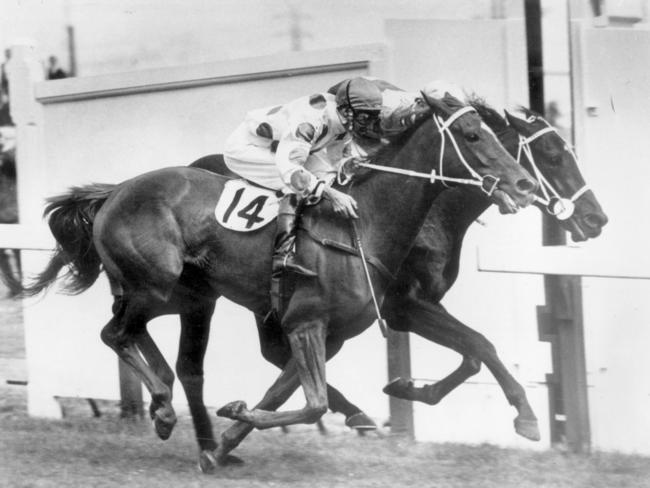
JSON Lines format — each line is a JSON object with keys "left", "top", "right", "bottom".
{"left": 464, "top": 132, "right": 480, "bottom": 143}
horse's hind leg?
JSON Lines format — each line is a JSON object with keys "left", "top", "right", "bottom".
{"left": 255, "top": 315, "right": 376, "bottom": 431}
{"left": 100, "top": 295, "right": 177, "bottom": 439}
{"left": 134, "top": 331, "right": 176, "bottom": 435}
{"left": 175, "top": 300, "right": 220, "bottom": 473}
{"left": 384, "top": 297, "right": 540, "bottom": 441}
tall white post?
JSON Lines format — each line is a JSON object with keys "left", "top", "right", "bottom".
{"left": 7, "top": 41, "right": 46, "bottom": 225}
{"left": 7, "top": 41, "right": 62, "bottom": 418}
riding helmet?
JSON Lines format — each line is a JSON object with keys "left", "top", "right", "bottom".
{"left": 335, "top": 77, "right": 383, "bottom": 113}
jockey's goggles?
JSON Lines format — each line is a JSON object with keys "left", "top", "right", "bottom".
{"left": 353, "top": 110, "right": 380, "bottom": 126}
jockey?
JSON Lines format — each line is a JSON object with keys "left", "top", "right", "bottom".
{"left": 222, "top": 77, "right": 448, "bottom": 290}
{"left": 223, "top": 91, "right": 359, "bottom": 278}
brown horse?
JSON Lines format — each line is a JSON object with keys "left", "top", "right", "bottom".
{"left": 188, "top": 102, "right": 607, "bottom": 457}
{"left": 22, "top": 92, "right": 537, "bottom": 470}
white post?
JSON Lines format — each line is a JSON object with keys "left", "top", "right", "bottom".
{"left": 7, "top": 41, "right": 62, "bottom": 418}
{"left": 7, "top": 41, "right": 46, "bottom": 225}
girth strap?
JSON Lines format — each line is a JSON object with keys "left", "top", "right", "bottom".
{"left": 297, "top": 225, "right": 397, "bottom": 282}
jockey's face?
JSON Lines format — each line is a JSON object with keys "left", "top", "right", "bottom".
{"left": 352, "top": 110, "right": 381, "bottom": 139}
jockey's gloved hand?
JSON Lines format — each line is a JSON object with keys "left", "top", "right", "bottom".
{"left": 349, "top": 155, "right": 370, "bottom": 167}
{"left": 322, "top": 186, "right": 359, "bottom": 219}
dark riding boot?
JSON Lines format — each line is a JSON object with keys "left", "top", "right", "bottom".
{"left": 269, "top": 195, "right": 317, "bottom": 319}
{"left": 272, "top": 194, "right": 317, "bottom": 278}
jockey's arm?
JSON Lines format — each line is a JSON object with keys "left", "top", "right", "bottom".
{"left": 274, "top": 128, "right": 358, "bottom": 219}
{"left": 274, "top": 134, "right": 318, "bottom": 195}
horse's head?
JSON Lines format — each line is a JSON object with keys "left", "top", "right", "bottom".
{"left": 504, "top": 109, "right": 608, "bottom": 241}
{"left": 422, "top": 91, "right": 538, "bottom": 213}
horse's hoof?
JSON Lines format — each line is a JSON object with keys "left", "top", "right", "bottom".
{"left": 198, "top": 450, "right": 218, "bottom": 474}
{"left": 216, "top": 400, "right": 248, "bottom": 420}
{"left": 382, "top": 377, "right": 414, "bottom": 400}
{"left": 514, "top": 417, "right": 541, "bottom": 441}
{"left": 218, "top": 453, "right": 245, "bottom": 466}
{"left": 215, "top": 446, "right": 245, "bottom": 467}
{"left": 345, "top": 412, "right": 377, "bottom": 432}
{"left": 152, "top": 410, "right": 177, "bottom": 440}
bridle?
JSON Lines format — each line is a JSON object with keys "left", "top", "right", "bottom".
{"left": 338, "top": 105, "right": 500, "bottom": 196}
{"left": 516, "top": 121, "right": 589, "bottom": 220}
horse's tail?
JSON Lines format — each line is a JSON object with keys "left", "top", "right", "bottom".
{"left": 20, "top": 183, "right": 116, "bottom": 297}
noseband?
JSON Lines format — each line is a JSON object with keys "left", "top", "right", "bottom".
{"left": 338, "top": 106, "right": 500, "bottom": 196}
{"left": 516, "top": 123, "right": 589, "bottom": 220}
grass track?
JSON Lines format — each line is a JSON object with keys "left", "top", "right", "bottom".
{"left": 2, "top": 393, "right": 650, "bottom": 488}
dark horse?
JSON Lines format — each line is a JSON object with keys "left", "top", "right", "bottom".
{"left": 188, "top": 102, "right": 608, "bottom": 453}
{"left": 22, "top": 93, "right": 537, "bottom": 470}
{"left": 380, "top": 104, "right": 608, "bottom": 433}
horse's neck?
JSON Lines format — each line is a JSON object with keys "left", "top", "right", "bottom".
{"left": 410, "top": 188, "right": 490, "bottom": 295}
{"left": 432, "top": 187, "right": 490, "bottom": 235}
{"left": 352, "top": 142, "right": 444, "bottom": 274}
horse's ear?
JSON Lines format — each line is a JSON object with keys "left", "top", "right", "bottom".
{"left": 474, "top": 103, "right": 508, "bottom": 132}
{"left": 421, "top": 91, "right": 455, "bottom": 118}
{"left": 504, "top": 109, "right": 531, "bottom": 134}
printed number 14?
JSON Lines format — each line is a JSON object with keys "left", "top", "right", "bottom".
{"left": 222, "top": 188, "right": 268, "bottom": 229}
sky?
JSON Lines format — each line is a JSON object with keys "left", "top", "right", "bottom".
{"left": 2, "top": 0, "right": 518, "bottom": 75}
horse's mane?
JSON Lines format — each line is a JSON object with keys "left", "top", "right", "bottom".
{"left": 366, "top": 107, "right": 434, "bottom": 167}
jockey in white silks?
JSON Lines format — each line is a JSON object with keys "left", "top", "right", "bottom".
{"left": 223, "top": 77, "right": 462, "bottom": 291}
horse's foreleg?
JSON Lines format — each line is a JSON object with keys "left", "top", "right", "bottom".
{"left": 384, "top": 296, "right": 540, "bottom": 441}
{"left": 217, "top": 321, "right": 328, "bottom": 429}
{"left": 383, "top": 298, "right": 481, "bottom": 405}
{"left": 255, "top": 315, "right": 375, "bottom": 431}
{"left": 216, "top": 356, "right": 301, "bottom": 464}
{"left": 215, "top": 335, "right": 350, "bottom": 465}
{"left": 175, "top": 302, "right": 220, "bottom": 473}
{"left": 100, "top": 296, "right": 177, "bottom": 439}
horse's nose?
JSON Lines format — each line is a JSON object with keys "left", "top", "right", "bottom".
{"left": 516, "top": 177, "right": 538, "bottom": 194}
{"left": 584, "top": 212, "right": 608, "bottom": 230}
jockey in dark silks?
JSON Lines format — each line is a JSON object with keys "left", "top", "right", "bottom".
{"left": 222, "top": 76, "right": 458, "bottom": 315}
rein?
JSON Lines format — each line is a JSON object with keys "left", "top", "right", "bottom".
{"left": 337, "top": 106, "right": 500, "bottom": 197}
{"left": 297, "top": 224, "right": 396, "bottom": 281}
{"left": 516, "top": 123, "right": 589, "bottom": 220}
